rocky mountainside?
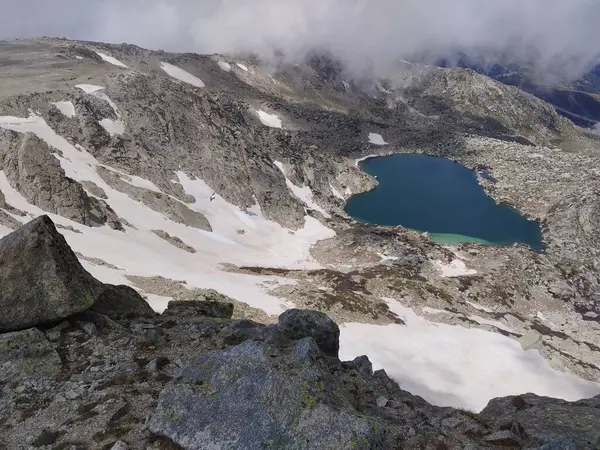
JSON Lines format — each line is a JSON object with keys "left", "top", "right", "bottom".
{"left": 1, "top": 36, "right": 600, "bottom": 443}
{"left": 434, "top": 53, "right": 600, "bottom": 128}
{"left": 1, "top": 216, "right": 599, "bottom": 449}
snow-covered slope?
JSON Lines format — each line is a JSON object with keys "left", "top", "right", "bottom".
{"left": 1, "top": 38, "right": 599, "bottom": 413}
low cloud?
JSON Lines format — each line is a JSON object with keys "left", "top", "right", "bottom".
{"left": 2, "top": 0, "right": 599, "bottom": 79}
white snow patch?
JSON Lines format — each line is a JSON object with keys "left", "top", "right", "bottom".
{"left": 75, "top": 84, "right": 104, "bottom": 94}
{"left": 50, "top": 101, "right": 76, "bottom": 118}
{"left": 339, "top": 299, "right": 600, "bottom": 412}
{"left": 257, "top": 110, "right": 282, "bottom": 129}
{"left": 466, "top": 300, "right": 495, "bottom": 313}
{"left": 469, "top": 315, "right": 513, "bottom": 333}
{"left": 0, "top": 113, "right": 339, "bottom": 318}
{"left": 95, "top": 51, "right": 128, "bottom": 69}
{"left": 273, "top": 161, "right": 331, "bottom": 219}
{"left": 377, "top": 253, "right": 399, "bottom": 263}
{"left": 422, "top": 307, "right": 448, "bottom": 315}
{"left": 75, "top": 84, "right": 120, "bottom": 116}
{"left": 344, "top": 187, "right": 352, "bottom": 195}
{"left": 144, "top": 294, "right": 173, "bottom": 314}
{"left": 434, "top": 259, "right": 477, "bottom": 278}
{"left": 127, "top": 175, "right": 161, "bottom": 193}
{"left": 99, "top": 118, "right": 125, "bottom": 136}
{"left": 236, "top": 63, "right": 249, "bottom": 71}
{"left": 160, "top": 62, "right": 205, "bottom": 88}
{"left": 217, "top": 61, "right": 231, "bottom": 72}
{"left": 355, "top": 154, "right": 378, "bottom": 167}
{"left": 368, "top": 133, "right": 387, "bottom": 146}
{"left": 74, "top": 56, "right": 83, "bottom": 60}
{"left": 330, "top": 183, "right": 345, "bottom": 201}
{"left": 76, "top": 84, "right": 125, "bottom": 134}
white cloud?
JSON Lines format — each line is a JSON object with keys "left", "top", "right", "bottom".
{"left": 1, "top": 1, "right": 599, "bottom": 80}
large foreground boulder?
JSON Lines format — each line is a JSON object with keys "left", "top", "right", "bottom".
{"left": 148, "top": 339, "right": 388, "bottom": 450}
{"left": 93, "top": 284, "right": 156, "bottom": 320}
{"left": 278, "top": 309, "right": 340, "bottom": 357}
{"left": 0, "top": 215, "right": 104, "bottom": 332}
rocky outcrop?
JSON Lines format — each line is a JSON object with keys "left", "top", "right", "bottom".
{"left": 0, "top": 328, "right": 62, "bottom": 382}
{"left": 162, "top": 300, "right": 234, "bottom": 319}
{"left": 152, "top": 229, "right": 196, "bottom": 253}
{"left": 278, "top": 308, "right": 340, "bottom": 357}
{"left": 0, "top": 218, "right": 598, "bottom": 449}
{"left": 97, "top": 167, "right": 211, "bottom": 231}
{"left": 93, "top": 284, "right": 156, "bottom": 320}
{"left": 0, "top": 131, "right": 122, "bottom": 229}
{"left": 0, "top": 215, "right": 104, "bottom": 331}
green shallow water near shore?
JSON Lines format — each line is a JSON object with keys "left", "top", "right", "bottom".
{"left": 346, "top": 154, "right": 543, "bottom": 251}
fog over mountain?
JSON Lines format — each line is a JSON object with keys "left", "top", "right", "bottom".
{"left": 3, "top": 0, "right": 600, "bottom": 78}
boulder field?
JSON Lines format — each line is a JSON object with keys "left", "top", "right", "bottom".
{"left": 0, "top": 217, "right": 599, "bottom": 449}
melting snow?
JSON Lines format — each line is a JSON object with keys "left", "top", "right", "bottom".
{"left": 2, "top": 113, "right": 599, "bottom": 413}
{"left": 466, "top": 300, "right": 495, "bottom": 313}
{"left": 469, "top": 315, "right": 513, "bottom": 333}
{"left": 330, "top": 183, "right": 345, "bottom": 201}
{"left": 236, "top": 63, "right": 249, "bottom": 72}
{"left": 160, "top": 62, "right": 205, "bottom": 88}
{"left": 368, "top": 133, "right": 387, "bottom": 146}
{"left": 99, "top": 119, "right": 125, "bottom": 136}
{"left": 76, "top": 84, "right": 125, "bottom": 135}
{"left": 217, "top": 61, "right": 231, "bottom": 72}
{"left": 273, "top": 161, "right": 331, "bottom": 219}
{"left": 50, "top": 101, "right": 76, "bottom": 118}
{"left": 339, "top": 298, "right": 600, "bottom": 412}
{"left": 257, "top": 110, "right": 282, "bottom": 128}
{"left": 435, "top": 259, "right": 477, "bottom": 277}
{"left": 0, "top": 112, "right": 335, "bottom": 317}
{"left": 75, "top": 84, "right": 120, "bottom": 115}
{"left": 355, "top": 154, "right": 378, "bottom": 167}
{"left": 95, "top": 51, "right": 128, "bottom": 69}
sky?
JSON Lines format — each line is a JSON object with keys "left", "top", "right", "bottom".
{"left": 2, "top": 0, "right": 600, "bottom": 79}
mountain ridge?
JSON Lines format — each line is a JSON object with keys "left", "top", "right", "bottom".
{"left": 0, "top": 37, "right": 599, "bottom": 425}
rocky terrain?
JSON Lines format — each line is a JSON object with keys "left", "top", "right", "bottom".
{"left": 1, "top": 36, "right": 600, "bottom": 441}
{"left": 1, "top": 216, "right": 600, "bottom": 449}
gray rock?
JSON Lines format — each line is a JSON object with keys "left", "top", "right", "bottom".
{"left": 480, "top": 394, "right": 600, "bottom": 447}
{"left": 0, "top": 188, "right": 5, "bottom": 208}
{"left": 0, "top": 132, "right": 121, "bottom": 229}
{"left": 519, "top": 330, "right": 543, "bottom": 351}
{"left": 110, "top": 440, "right": 129, "bottom": 450}
{"left": 0, "top": 215, "right": 104, "bottom": 331}
{"left": 81, "top": 180, "right": 108, "bottom": 199}
{"left": 96, "top": 167, "right": 211, "bottom": 231}
{"left": 0, "top": 328, "right": 62, "bottom": 382}
{"left": 278, "top": 309, "right": 340, "bottom": 357}
{"left": 376, "top": 396, "right": 389, "bottom": 408}
{"left": 152, "top": 229, "right": 196, "bottom": 253}
{"left": 350, "top": 355, "right": 373, "bottom": 377}
{"left": 148, "top": 340, "right": 385, "bottom": 450}
{"left": 92, "top": 284, "right": 156, "bottom": 320}
{"left": 163, "top": 300, "right": 234, "bottom": 319}
{"left": 482, "top": 430, "right": 521, "bottom": 446}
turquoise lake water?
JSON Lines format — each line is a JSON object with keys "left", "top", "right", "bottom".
{"left": 345, "top": 154, "right": 543, "bottom": 251}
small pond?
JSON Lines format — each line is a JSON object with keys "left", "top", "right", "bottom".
{"left": 345, "top": 154, "right": 542, "bottom": 251}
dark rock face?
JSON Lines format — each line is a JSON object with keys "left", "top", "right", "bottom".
{"left": 149, "top": 338, "right": 386, "bottom": 450}
{"left": 0, "top": 328, "right": 61, "bottom": 382}
{"left": 163, "top": 300, "right": 234, "bottom": 319}
{"left": 92, "top": 284, "right": 156, "bottom": 320}
{"left": 0, "top": 132, "right": 122, "bottom": 229}
{"left": 480, "top": 394, "right": 600, "bottom": 448}
{"left": 0, "top": 215, "right": 103, "bottom": 331}
{"left": 278, "top": 309, "right": 340, "bottom": 357}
